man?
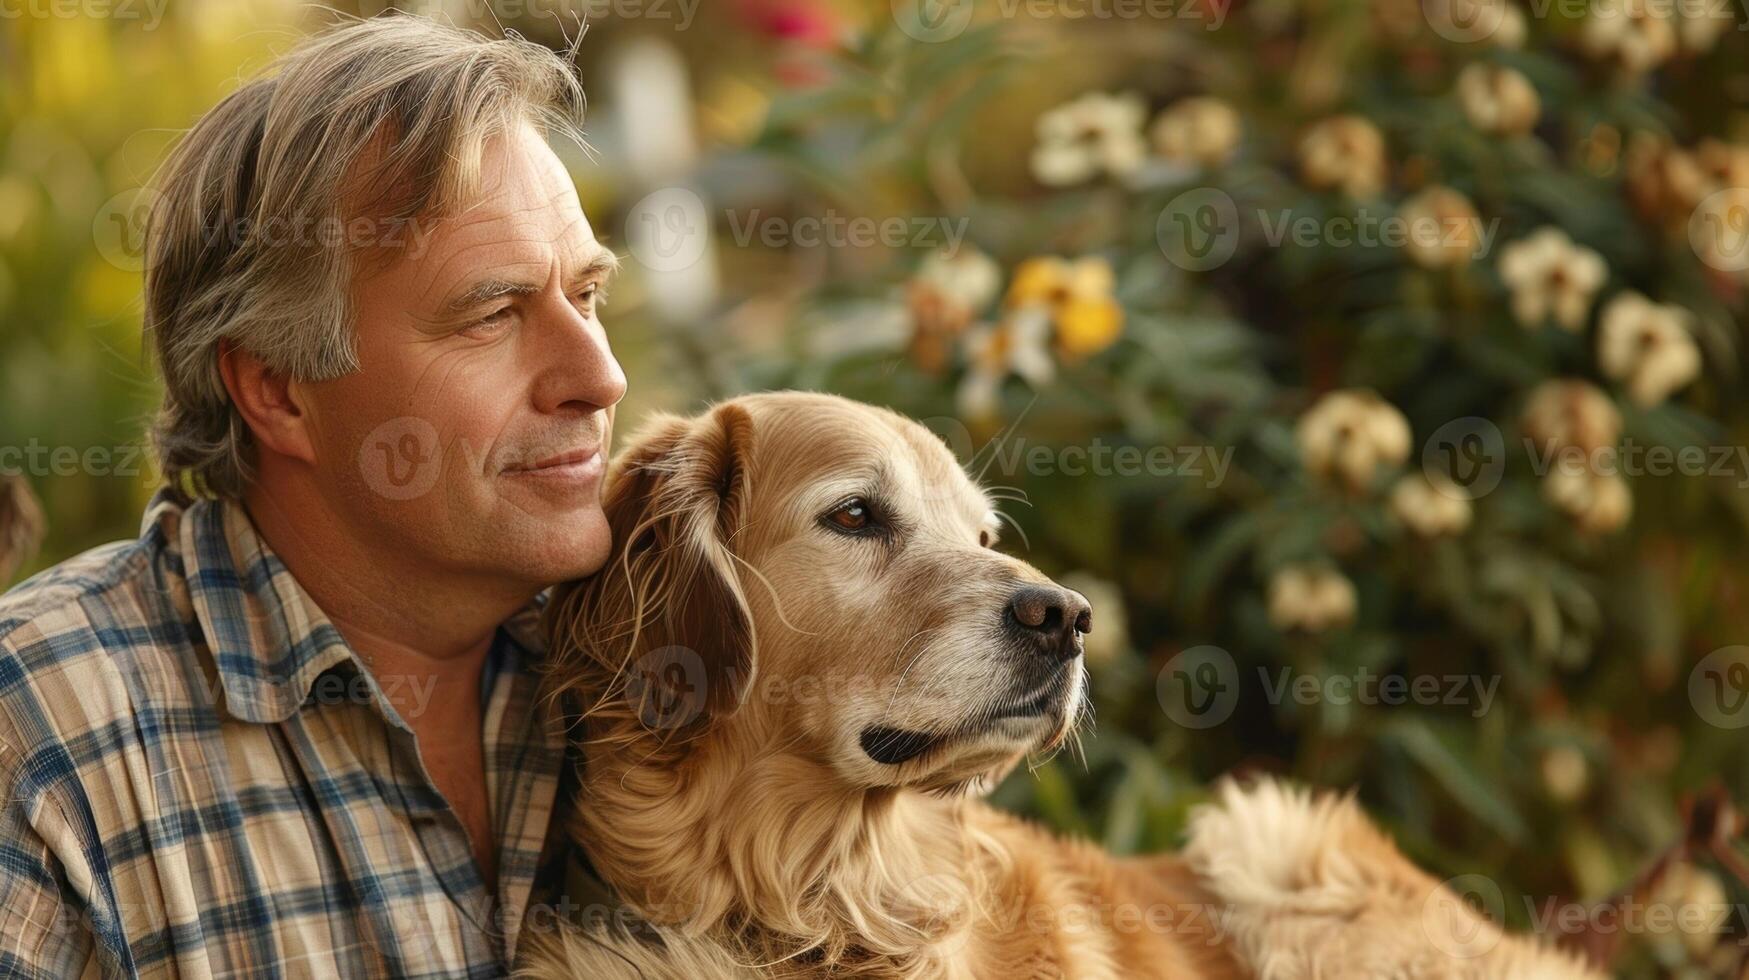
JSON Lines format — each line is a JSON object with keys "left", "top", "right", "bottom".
{"left": 0, "top": 16, "right": 624, "bottom": 977}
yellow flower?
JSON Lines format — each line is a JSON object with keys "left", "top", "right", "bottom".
{"left": 1005, "top": 257, "right": 1125, "bottom": 360}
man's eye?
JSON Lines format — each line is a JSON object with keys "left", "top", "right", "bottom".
{"left": 576, "top": 284, "right": 603, "bottom": 311}
{"left": 823, "top": 498, "right": 876, "bottom": 534}
{"left": 463, "top": 308, "right": 513, "bottom": 335}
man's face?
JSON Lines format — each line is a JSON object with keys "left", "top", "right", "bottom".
{"left": 299, "top": 122, "right": 626, "bottom": 590}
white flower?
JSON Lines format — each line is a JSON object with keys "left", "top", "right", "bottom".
{"left": 1296, "top": 389, "right": 1413, "bottom": 492}
{"left": 956, "top": 306, "right": 1056, "bottom": 420}
{"left": 1298, "top": 116, "right": 1389, "bottom": 199}
{"left": 1522, "top": 380, "right": 1622, "bottom": 456}
{"left": 1390, "top": 474, "right": 1473, "bottom": 537}
{"left": 1498, "top": 228, "right": 1607, "bottom": 331}
{"left": 1597, "top": 292, "right": 1702, "bottom": 407}
{"left": 1268, "top": 564, "right": 1358, "bottom": 633}
{"left": 1456, "top": 64, "right": 1540, "bottom": 135}
{"left": 1150, "top": 97, "right": 1242, "bottom": 169}
{"left": 1540, "top": 747, "right": 1589, "bottom": 802}
{"left": 1397, "top": 186, "right": 1484, "bottom": 269}
{"left": 1030, "top": 92, "right": 1148, "bottom": 187}
{"left": 914, "top": 248, "right": 999, "bottom": 317}
{"left": 906, "top": 248, "right": 1002, "bottom": 373}
{"left": 1543, "top": 467, "right": 1633, "bottom": 534}
{"left": 1580, "top": 0, "right": 1677, "bottom": 75}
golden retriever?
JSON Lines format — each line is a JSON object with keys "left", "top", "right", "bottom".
{"left": 521, "top": 391, "right": 1601, "bottom": 980}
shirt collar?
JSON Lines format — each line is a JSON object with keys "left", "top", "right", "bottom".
{"left": 151, "top": 489, "right": 549, "bottom": 724}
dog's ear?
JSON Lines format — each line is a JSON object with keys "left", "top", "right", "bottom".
{"left": 546, "top": 401, "right": 757, "bottom": 736}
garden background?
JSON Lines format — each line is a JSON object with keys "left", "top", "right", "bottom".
{"left": 3, "top": 0, "right": 1749, "bottom": 974}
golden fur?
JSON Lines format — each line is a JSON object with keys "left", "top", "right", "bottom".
{"left": 521, "top": 392, "right": 1601, "bottom": 980}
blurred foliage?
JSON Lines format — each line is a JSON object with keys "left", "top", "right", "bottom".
{"left": 6, "top": 0, "right": 1749, "bottom": 975}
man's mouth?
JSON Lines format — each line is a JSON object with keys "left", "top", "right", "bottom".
{"left": 503, "top": 447, "right": 604, "bottom": 482}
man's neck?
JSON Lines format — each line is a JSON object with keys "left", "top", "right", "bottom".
{"left": 238, "top": 483, "right": 534, "bottom": 669}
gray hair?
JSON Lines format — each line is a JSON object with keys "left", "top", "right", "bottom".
{"left": 145, "top": 15, "right": 586, "bottom": 498}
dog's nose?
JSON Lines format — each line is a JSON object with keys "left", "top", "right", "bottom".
{"left": 1005, "top": 585, "right": 1092, "bottom": 661}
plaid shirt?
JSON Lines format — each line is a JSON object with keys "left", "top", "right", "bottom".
{"left": 0, "top": 490, "right": 566, "bottom": 978}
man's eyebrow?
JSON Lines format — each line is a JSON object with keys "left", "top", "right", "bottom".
{"left": 442, "top": 249, "right": 621, "bottom": 313}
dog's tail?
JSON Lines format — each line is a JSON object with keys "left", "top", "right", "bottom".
{"left": 1181, "top": 777, "right": 1604, "bottom": 980}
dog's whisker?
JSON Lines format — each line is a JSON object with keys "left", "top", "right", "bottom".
{"left": 725, "top": 549, "right": 821, "bottom": 638}
{"left": 992, "top": 510, "right": 1032, "bottom": 551}
{"left": 970, "top": 391, "right": 1040, "bottom": 484}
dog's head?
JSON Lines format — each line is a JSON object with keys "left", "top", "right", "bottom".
{"left": 545, "top": 391, "right": 1090, "bottom": 794}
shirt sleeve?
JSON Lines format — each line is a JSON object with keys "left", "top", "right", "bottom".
{"left": 0, "top": 768, "right": 102, "bottom": 978}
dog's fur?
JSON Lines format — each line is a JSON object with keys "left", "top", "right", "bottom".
{"left": 521, "top": 392, "right": 1600, "bottom": 979}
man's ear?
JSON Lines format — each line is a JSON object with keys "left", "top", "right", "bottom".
{"left": 545, "top": 401, "right": 757, "bottom": 735}
{"left": 217, "top": 340, "right": 316, "bottom": 465}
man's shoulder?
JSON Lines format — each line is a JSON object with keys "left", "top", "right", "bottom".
{"left": 0, "top": 534, "right": 165, "bottom": 657}
{"left": 0, "top": 534, "right": 201, "bottom": 769}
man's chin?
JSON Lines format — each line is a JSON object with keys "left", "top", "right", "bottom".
{"left": 482, "top": 505, "right": 614, "bottom": 584}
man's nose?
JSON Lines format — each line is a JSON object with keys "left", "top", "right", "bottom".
{"left": 531, "top": 300, "right": 626, "bottom": 415}
{"left": 1005, "top": 584, "right": 1093, "bottom": 662}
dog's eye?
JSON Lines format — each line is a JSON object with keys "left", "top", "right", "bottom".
{"left": 823, "top": 497, "right": 877, "bottom": 535}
